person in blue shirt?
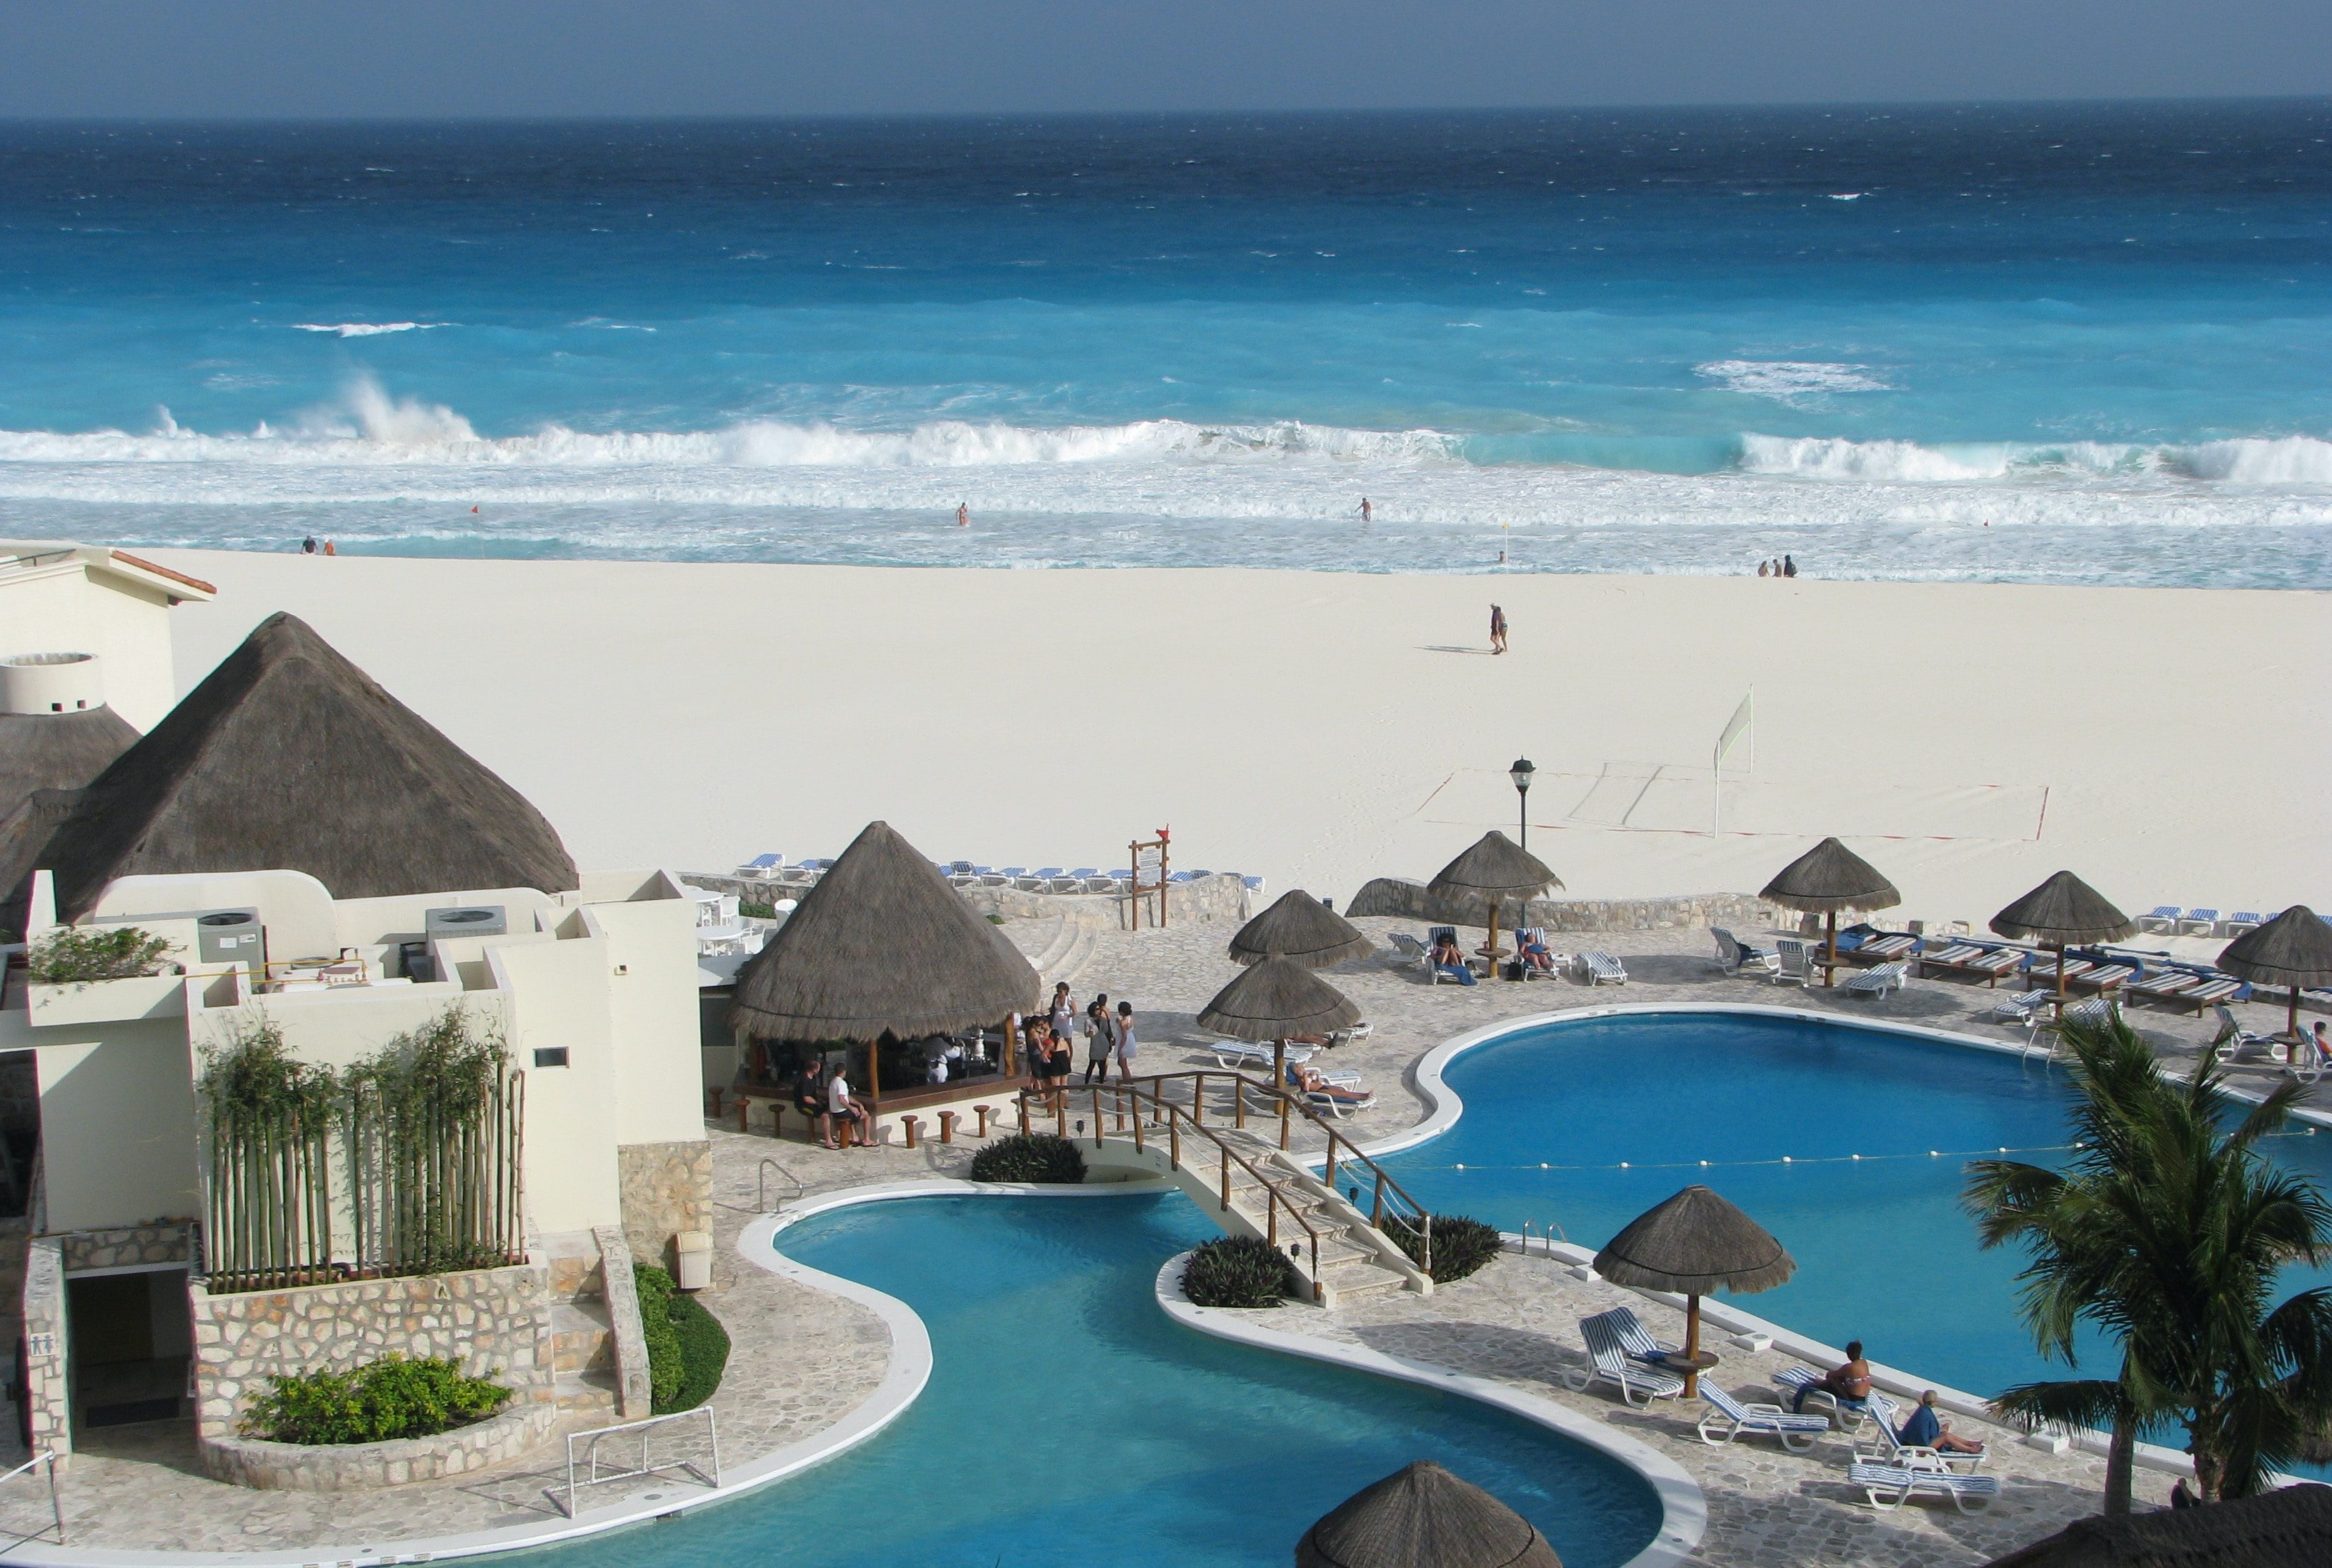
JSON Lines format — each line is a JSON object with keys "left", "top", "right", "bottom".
{"left": 1898, "top": 1389, "right": 1985, "bottom": 1456}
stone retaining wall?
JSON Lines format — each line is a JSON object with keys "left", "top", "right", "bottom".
{"left": 198, "top": 1402, "right": 560, "bottom": 1491}
{"left": 189, "top": 1262, "right": 557, "bottom": 1466}
{"left": 1346, "top": 877, "right": 1778, "bottom": 935}
{"left": 19, "top": 1236, "right": 70, "bottom": 1461}
{"left": 62, "top": 1220, "right": 191, "bottom": 1274}
{"left": 683, "top": 871, "right": 1253, "bottom": 928}
{"left": 615, "top": 1139, "right": 712, "bottom": 1274}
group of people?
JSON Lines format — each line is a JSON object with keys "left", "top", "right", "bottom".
{"left": 789, "top": 1054, "right": 874, "bottom": 1151}
{"left": 1025, "top": 981, "right": 1139, "bottom": 1092}
{"left": 299, "top": 535, "right": 338, "bottom": 556}
{"left": 1427, "top": 927, "right": 1556, "bottom": 984}
{"left": 1788, "top": 1339, "right": 1985, "bottom": 1456}
{"left": 1755, "top": 555, "right": 1798, "bottom": 577}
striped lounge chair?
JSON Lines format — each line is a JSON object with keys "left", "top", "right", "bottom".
{"left": 1840, "top": 961, "right": 1908, "bottom": 999}
{"left": 2136, "top": 904, "right": 2182, "bottom": 934}
{"left": 1853, "top": 933, "right": 1918, "bottom": 963}
{"left": 1773, "top": 1366, "right": 1895, "bottom": 1436}
{"left": 1561, "top": 1310, "right": 1685, "bottom": 1407}
{"left": 1579, "top": 951, "right": 1628, "bottom": 986}
{"left": 1698, "top": 1383, "right": 1829, "bottom": 1452}
{"left": 2178, "top": 907, "right": 2221, "bottom": 935}
{"left": 1846, "top": 1462, "right": 2000, "bottom": 1513}
{"left": 1990, "top": 989, "right": 2051, "bottom": 1024}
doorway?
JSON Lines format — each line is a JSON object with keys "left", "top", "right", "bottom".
{"left": 66, "top": 1267, "right": 191, "bottom": 1431}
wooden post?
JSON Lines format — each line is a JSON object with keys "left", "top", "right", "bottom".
{"left": 1683, "top": 1294, "right": 1703, "bottom": 1397}
{"left": 737, "top": 1097, "right": 749, "bottom": 1135}
{"left": 1169, "top": 1117, "right": 1180, "bottom": 1170}
{"left": 1278, "top": 1043, "right": 1292, "bottom": 1152}
{"left": 1194, "top": 1070, "right": 1205, "bottom": 1126}
{"left": 1272, "top": 1039, "right": 1286, "bottom": 1100}
{"left": 865, "top": 1039, "right": 882, "bottom": 1114}
{"left": 1487, "top": 899, "right": 1502, "bottom": 982}
{"left": 1234, "top": 1077, "right": 1246, "bottom": 1129}
{"left": 1825, "top": 910, "right": 1838, "bottom": 988}
{"left": 1220, "top": 1147, "right": 1231, "bottom": 1212}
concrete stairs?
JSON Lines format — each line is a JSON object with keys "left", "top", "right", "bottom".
{"left": 1015, "top": 906, "right": 1110, "bottom": 991}
{"left": 538, "top": 1231, "right": 622, "bottom": 1418}
{"left": 1177, "top": 1136, "right": 1423, "bottom": 1309}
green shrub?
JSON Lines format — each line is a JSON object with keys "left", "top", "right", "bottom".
{"left": 239, "top": 1354, "right": 509, "bottom": 1444}
{"left": 1384, "top": 1213, "right": 1504, "bottom": 1283}
{"left": 1181, "top": 1235, "right": 1295, "bottom": 1308}
{"left": 634, "top": 1263, "right": 730, "bottom": 1414}
{"left": 29, "top": 925, "right": 175, "bottom": 986}
{"left": 738, "top": 902, "right": 777, "bottom": 919}
{"left": 967, "top": 1132, "right": 1087, "bottom": 1184}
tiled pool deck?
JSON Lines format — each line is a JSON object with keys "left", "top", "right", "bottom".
{"left": 6, "top": 912, "right": 2298, "bottom": 1563}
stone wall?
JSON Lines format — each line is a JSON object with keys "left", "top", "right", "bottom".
{"left": 199, "top": 1402, "right": 559, "bottom": 1491}
{"left": 19, "top": 1236, "right": 70, "bottom": 1461}
{"left": 614, "top": 1139, "right": 712, "bottom": 1273}
{"left": 61, "top": 1221, "right": 191, "bottom": 1274}
{"left": 187, "top": 1262, "right": 556, "bottom": 1457}
{"left": 682, "top": 870, "right": 1253, "bottom": 929}
{"left": 1346, "top": 877, "right": 1778, "bottom": 935}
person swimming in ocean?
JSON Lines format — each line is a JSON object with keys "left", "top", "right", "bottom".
{"left": 956, "top": 502, "right": 969, "bottom": 527}
{"left": 1358, "top": 497, "right": 1372, "bottom": 523}
{"left": 1782, "top": 554, "right": 1798, "bottom": 577}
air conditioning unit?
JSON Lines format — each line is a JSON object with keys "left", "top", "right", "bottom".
{"left": 192, "top": 909, "right": 264, "bottom": 972}
{"left": 424, "top": 905, "right": 507, "bottom": 942}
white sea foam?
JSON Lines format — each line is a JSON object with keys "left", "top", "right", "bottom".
{"left": 2173, "top": 436, "right": 2332, "bottom": 484}
{"left": 1696, "top": 361, "right": 1892, "bottom": 404}
{"left": 290, "top": 321, "right": 449, "bottom": 337}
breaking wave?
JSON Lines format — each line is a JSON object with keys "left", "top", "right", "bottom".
{"left": 1696, "top": 361, "right": 1893, "bottom": 404}
{"left": 291, "top": 321, "right": 450, "bottom": 337}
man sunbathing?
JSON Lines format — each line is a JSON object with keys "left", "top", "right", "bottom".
{"left": 1898, "top": 1390, "right": 1985, "bottom": 1456}
{"left": 1791, "top": 1340, "right": 1873, "bottom": 1413}
{"left": 1519, "top": 931, "right": 1557, "bottom": 972}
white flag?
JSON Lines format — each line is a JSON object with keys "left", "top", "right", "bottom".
{"left": 1713, "top": 689, "right": 1754, "bottom": 772}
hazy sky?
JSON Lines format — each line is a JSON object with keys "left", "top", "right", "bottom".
{"left": 6, "top": 0, "right": 2331, "bottom": 118}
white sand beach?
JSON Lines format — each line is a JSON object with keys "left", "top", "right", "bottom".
{"left": 148, "top": 550, "right": 2330, "bottom": 930}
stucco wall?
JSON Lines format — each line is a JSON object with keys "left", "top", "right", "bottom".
{"left": 1347, "top": 877, "right": 1778, "bottom": 935}
{"left": 0, "top": 557, "right": 180, "bottom": 732}
{"left": 29, "top": 1022, "right": 201, "bottom": 1234}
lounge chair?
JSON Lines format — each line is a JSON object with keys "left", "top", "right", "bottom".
{"left": 2071, "top": 962, "right": 2141, "bottom": 994}
{"left": 2137, "top": 904, "right": 2182, "bottom": 934}
{"left": 1855, "top": 1406, "right": 1987, "bottom": 1474}
{"left": 1990, "top": 989, "right": 2050, "bottom": 1025}
{"left": 1425, "top": 927, "right": 1475, "bottom": 985}
{"left": 2225, "top": 911, "right": 2265, "bottom": 935}
{"left": 1603, "top": 1306, "right": 1680, "bottom": 1362}
{"left": 1515, "top": 927, "right": 1560, "bottom": 981}
{"left": 2178, "top": 907, "right": 2221, "bottom": 936}
{"left": 1840, "top": 961, "right": 1908, "bottom": 999}
{"left": 1713, "top": 928, "right": 1778, "bottom": 977}
{"left": 1921, "top": 944, "right": 2025, "bottom": 987}
{"left": 1579, "top": 951, "right": 1628, "bottom": 986}
{"left": 2180, "top": 976, "right": 2248, "bottom": 1011}
{"left": 1560, "top": 1311, "right": 1685, "bottom": 1407}
{"left": 1388, "top": 932, "right": 1429, "bottom": 967}
{"left": 1698, "top": 1384, "right": 1830, "bottom": 1452}
{"left": 2126, "top": 969, "right": 2201, "bottom": 1007}
{"left": 1209, "top": 1039, "right": 1317, "bottom": 1072}
{"left": 2025, "top": 955, "right": 2094, "bottom": 989}
{"left": 2213, "top": 1004, "right": 2286, "bottom": 1064}
{"left": 1852, "top": 933, "right": 1919, "bottom": 964}
{"left": 1846, "top": 1462, "right": 2000, "bottom": 1513}
{"left": 737, "top": 852, "right": 784, "bottom": 877}
{"left": 1773, "top": 937, "right": 1814, "bottom": 987}
{"left": 2287, "top": 1033, "right": 2327, "bottom": 1087}
{"left": 1773, "top": 1367, "right": 1895, "bottom": 1435}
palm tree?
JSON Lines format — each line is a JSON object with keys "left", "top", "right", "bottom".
{"left": 1963, "top": 1009, "right": 2332, "bottom": 1509}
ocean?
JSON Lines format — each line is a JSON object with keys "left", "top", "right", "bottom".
{"left": 3, "top": 105, "right": 2331, "bottom": 586}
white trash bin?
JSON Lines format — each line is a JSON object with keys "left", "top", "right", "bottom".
{"left": 675, "top": 1229, "right": 713, "bottom": 1292}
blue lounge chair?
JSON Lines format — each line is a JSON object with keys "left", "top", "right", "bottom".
{"left": 1846, "top": 1462, "right": 2000, "bottom": 1513}
{"left": 2137, "top": 904, "right": 2182, "bottom": 934}
{"left": 2178, "top": 907, "right": 2221, "bottom": 936}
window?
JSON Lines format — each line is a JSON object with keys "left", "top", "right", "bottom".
{"left": 532, "top": 1047, "right": 569, "bottom": 1069}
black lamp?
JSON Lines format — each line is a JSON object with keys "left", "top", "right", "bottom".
{"left": 1509, "top": 757, "right": 1536, "bottom": 849}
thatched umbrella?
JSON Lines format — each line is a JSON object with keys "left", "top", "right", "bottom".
{"left": 1295, "top": 1459, "right": 1562, "bottom": 1568}
{"left": 1976, "top": 1479, "right": 2332, "bottom": 1568}
{"left": 1230, "top": 890, "right": 1374, "bottom": 970}
{"left": 1759, "top": 837, "right": 1900, "bottom": 989}
{"left": 2218, "top": 906, "right": 2332, "bottom": 1042}
{"left": 1991, "top": 870, "right": 2138, "bottom": 1007}
{"left": 729, "top": 821, "right": 1041, "bottom": 1106}
{"left": 1593, "top": 1185, "right": 1795, "bottom": 1397}
{"left": 1427, "top": 831, "right": 1560, "bottom": 982}
{"left": 1200, "top": 955, "right": 1362, "bottom": 1147}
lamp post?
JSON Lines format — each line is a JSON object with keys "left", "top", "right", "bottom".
{"left": 1510, "top": 757, "right": 1535, "bottom": 850}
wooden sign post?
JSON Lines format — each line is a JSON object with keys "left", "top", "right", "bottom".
{"left": 1127, "top": 827, "right": 1171, "bottom": 930}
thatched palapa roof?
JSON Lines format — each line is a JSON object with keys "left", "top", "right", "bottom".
{"left": 1295, "top": 1459, "right": 1562, "bottom": 1568}
{"left": 0, "top": 706, "right": 138, "bottom": 824}
{"left": 1427, "top": 832, "right": 1561, "bottom": 902}
{"left": 1230, "top": 890, "right": 1373, "bottom": 970}
{"left": 1990, "top": 871, "right": 2137, "bottom": 946}
{"left": 1978, "top": 1482, "right": 2332, "bottom": 1568}
{"left": 1198, "top": 954, "right": 1362, "bottom": 1042}
{"left": 2217, "top": 906, "right": 2332, "bottom": 989}
{"left": 1760, "top": 837, "right": 1900, "bottom": 914}
{"left": 24, "top": 613, "right": 577, "bottom": 922}
{"left": 729, "top": 820, "right": 1040, "bottom": 1042}
{"left": 1593, "top": 1185, "right": 1795, "bottom": 1296}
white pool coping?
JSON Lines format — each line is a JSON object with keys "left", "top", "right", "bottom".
{"left": 1157, "top": 1252, "right": 1705, "bottom": 1568}
{"left": 1349, "top": 1000, "right": 2332, "bottom": 1485}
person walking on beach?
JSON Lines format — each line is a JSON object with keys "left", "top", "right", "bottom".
{"left": 1358, "top": 497, "right": 1372, "bottom": 523}
{"left": 1083, "top": 993, "right": 1116, "bottom": 1084}
{"left": 1489, "top": 603, "right": 1508, "bottom": 654}
{"left": 956, "top": 501, "right": 969, "bottom": 527}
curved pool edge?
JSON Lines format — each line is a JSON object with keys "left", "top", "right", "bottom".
{"left": 1356, "top": 1002, "right": 2245, "bottom": 1487}
{"left": 1155, "top": 1250, "right": 1704, "bottom": 1568}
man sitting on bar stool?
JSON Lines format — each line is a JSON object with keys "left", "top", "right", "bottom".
{"left": 827, "top": 1061, "right": 873, "bottom": 1148}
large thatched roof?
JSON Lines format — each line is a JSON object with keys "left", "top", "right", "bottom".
{"left": 1230, "top": 890, "right": 1374, "bottom": 970}
{"left": 2218, "top": 907, "right": 2332, "bottom": 989}
{"left": 24, "top": 614, "right": 577, "bottom": 922}
{"left": 729, "top": 820, "right": 1040, "bottom": 1042}
{"left": 0, "top": 789, "right": 84, "bottom": 939}
{"left": 1978, "top": 1482, "right": 2332, "bottom": 1568}
{"left": 1593, "top": 1185, "right": 1795, "bottom": 1296}
{"left": 1990, "top": 871, "right": 2136, "bottom": 946}
{"left": 1197, "top": 955, "right": 1362, "bottom": 1042}
{"left": 1760, "top": 837, "right": 1900, "bottom": 914}
{"left": 0, "top": 707, "right": 137, "bottom": 824}
{"left": 1427, "top": 832, "right": 1561, "bottom": 902}
{"left": 1295, "top": 1459, "right": 1561, "bottom": 1568}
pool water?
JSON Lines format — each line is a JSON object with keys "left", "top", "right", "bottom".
{"left": 534, "top": 1194, "right": 1664, "bottom": 1568}
{"left": 1380, "top": 1012, "right": 2332, "bottom": 1404}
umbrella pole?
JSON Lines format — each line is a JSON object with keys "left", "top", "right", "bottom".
{"left": 1277, "top": 1038, "right": 1291, "bottom": 1151}
{"left": 1683, "top": 1294, "right": 1703, "bottom": 1398}
{"left": 1488, "top": 901, "right": 1501, "bottom": 982}
{"left": 2289, "top": 985, "right": 2301, "bottom": 1042}
{"left": 1825, "top": 910, "right": 1836, "bottom": 988}
{"left": 2056, "top": 941, "right": 2068, "bottom": 1014}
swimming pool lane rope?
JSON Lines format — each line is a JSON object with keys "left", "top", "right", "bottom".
{"left": 1402, "top": 1126, "right": 2318, "bottom": 1175}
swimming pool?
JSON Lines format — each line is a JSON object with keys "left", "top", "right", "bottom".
{"left": 1377, "top": 1009, "right": 2332, "bottom": 1404}
{"left": 535, "top": 1193, "right": 1667, "bottom": 1568}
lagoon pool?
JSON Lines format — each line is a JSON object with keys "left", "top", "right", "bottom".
{"left": 1379, "top": 1012, "right": 2332, "bottom": 1404}
{"left": 537, "top": 1194, "right": 1665, "bottom": 1568}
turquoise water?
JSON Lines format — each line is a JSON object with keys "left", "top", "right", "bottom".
{"left": 1378, "top": 1012, "right": 2332, "bottom": 1403}
{"left": 535, "top": 1194, "right": 1662, "bottom": 1568}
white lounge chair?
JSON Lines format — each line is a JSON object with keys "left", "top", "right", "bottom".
{"left": 1846, "top": 1462, "right": 2000, "bottom": 1513}
{"left": 1579, "top": 950, "right": 1628, "bottom": 986}
{"left": 1773, "top": 1367, "right": 1895, "bottom": 1436}
{"left": 2213, "top": 1004, "right": 2286, "bottom": 1064}
{"left": 1713, "top": 928, "right": 1778, "bottom": 977}
{"left": 2225, "top": 911, "right": 2265, "bottom": 935}
{"left": 1698, "top": 1384, "right": 1829, "bottom": 1452}
{"left": 1774, "top": 937, "right": 1814, "bottom": 987}
{"left": 1840, "top": 961, "right": 1908, "bottom": 999}
{"left": 1208, "top": 1039, "right": 1317, "bottom": 1072}
{"left": 2136, "top": 904, "right": 2182, "bottom": 934}
{"left": 2178, "top": 907, "right": 2221, "bottom": 936}
{"left": 1515, "top": 927, "right": 1560, "bottom": 982}
{"left": 1561, "top": 1311, "right": 1684, "bottom": 1407}
{"left": 1603, "top": 1307, "right": 1679, "bottom": 1362}
{"left": 1853, "top": 933, "right": 1918, "bottom": 962}
{"left": 1854, "top": 1404, "right": 1987, "bottom": 1474}
{"left": 1990, "top": 989, "right": 2050, "bottom": 1025}
{"left": 2287, "top": 1034, "right": 2327, "bottom": 1087}
{"left": 1387, "top": 932, "right": 1430, "bottom": 968}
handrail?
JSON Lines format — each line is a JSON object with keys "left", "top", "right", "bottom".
{"left": 757, "top": 1157, "right": 804, "bottom": 1212}
{"left": 0, "top": 1450, "right": 66, "bottom": 1548}
{"left": 549, "top": 1407, "right": 719, "bottom": 1519}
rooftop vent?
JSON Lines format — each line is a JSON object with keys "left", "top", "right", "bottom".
{"left": 424, "top": 905, "right": 507, "bottom": 941}
{"left": 0, "top": 651, "right": 104, "bottom": 716}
